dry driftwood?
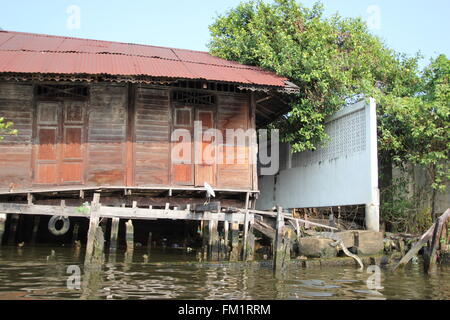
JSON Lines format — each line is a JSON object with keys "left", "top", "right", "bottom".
{"left": 393, "top": 209, "right": 450, "bottom": 271}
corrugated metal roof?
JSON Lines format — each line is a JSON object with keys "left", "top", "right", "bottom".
{"left": 0, "top": 30, "right": 289, "bottom": 87}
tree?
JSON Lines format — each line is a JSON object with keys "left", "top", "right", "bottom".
{"left": 208, "top": 0, "right": 419, "bottom": 152}
{"left": 209, "top": 0, "right": 449, "bottom": 229}
{"left": 379, "top": 55, "right": 449, "bottom": 220}
{"left": 0, "top": 117, "right": 16, "bottom": 140}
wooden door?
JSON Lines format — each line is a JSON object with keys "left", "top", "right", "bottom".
{"left": 35, "top": 102, "right": 60, "bottom": 184}
{"left": 171, "top": 106, "right": 194, "bottom": 185}
{"left": 34, "top": 101, "right": 85, "bottom": 185}
{"left": 195, "top": 109, "right": 216, "bottom": 187}
{"left": 61, "top": 101, "right": 85, "bottom": 184}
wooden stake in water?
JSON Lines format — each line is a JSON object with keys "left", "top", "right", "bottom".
{"left": 274, "top": 206, "right": 286, "bottom": 272}
{"left": 84, "top": 193, "right": 101, "bottom": 269}
{"left": 109, "top": 218, "right": 120, "bottom": 252}
{"left": 230, "top": 223, "right": 240, "bottom": 262}
{"left": 0, "top": 213, "right": 6, "bottom": 246}
{"left": 125, "top": 219, "right": 134, "bottom": 252}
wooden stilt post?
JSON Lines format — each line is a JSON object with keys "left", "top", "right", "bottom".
{"left": 274, "top": 206, "right": 286, "bottom": 272}
{"left": 109, "top": 218, "right": 120, "bottom": 252}
{"left": 246, "top": 216, "right": 255, "bottom": 261}
{"left": 125, "top": 220, "right": 134, "bottom": 252}
{"left": 242, "top": 192, "right": 250, "bottom": 260}
{"left": 295, "top": 218, "right": 301, "bottom": 255}
{"left": 202, "top": 220, "right": 209, "bottom": 259}
{"left": 230, "top": 222, "right": 240, "bottom": 261}
{"left": 209, "top": 218, "right": 219, "bottom": 261}
{"left": 81, "top": 225, "right": 104, "bottom": 298}
{"left": 84, "top": 193, "right": 102, "bottom": 269}
{"left": 7, "top": 214, "right": 19, "bottom": 245}
{"left": 30, "top": 216, "right": 40, "bottom": 245}
{"left": 71, "top": 223, "right": 79, "bottom": 245}
{"left": 147, "top": 231, "right": 152, "bottom": 251}
{"left": 224, "top": 220, "right": 229, "bottom": 258}
{"left": 0, "top": 213, "right": 6, "bottom": 246}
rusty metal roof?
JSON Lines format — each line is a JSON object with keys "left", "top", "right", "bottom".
{"left": 0, "top": 30, "right": 290, "bottom": 88}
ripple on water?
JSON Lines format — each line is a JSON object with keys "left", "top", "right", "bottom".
{"left": 0, "top": 246, "right": 449, "bottom": 300}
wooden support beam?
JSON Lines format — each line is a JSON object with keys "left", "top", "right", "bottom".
{"left": 147, "top": 232, "right": 152, "bottom": 251}
{"left": 223, "top": 220, "right": 229, "bottom": 258}
{"left": 81, "top": 226, "right": 105, "bottom": 298}
{"left": 125, "top": 220, "right": 134, "bottom": 252}
{"left": 394, "top": 209, "right": 450, "bottom": 272}
{"left": 209, "top": 219, "right": 220, "bottom": 261}
{"left": 201, "top": 220, "right": 209, "bottom": 260}
{"left": 7, "top": 214, "right": 19, "bottom": 245}
{"left": 0, "top": 203, "right": 248, "bottom": 223}
{"left": 27, "top": 193, "right": 33, "bottom": 205}
{"left": 295, "top": 218, "right": 301, "bottom": 247}
{"left": 242, "top": 192, "right": 250, "bottom": 260}
{"left": 31, "top": 216, "right": 40, "bottom": 245}
{"left": 274, "top": 206, "right": 286, "bottom": 272}
{"left": 84, "top": 193, "right": 101, "bottom": 269}
{"left": 424, "top": 209, "right": 450, "bottom": 273}
{"left": 109, "top": 218, "right": 120, "bottom": 252}
{"left": 246, "top": 220, "right": 255, "bottom": 261}
{"left": 71, "top": 223, "right": 79, "bottom": 245}
{"left": 0, "top": 213, "right": 6, "bottom": 245}
{"left": 230, "top": 223, "right": 240, "bottom": 262}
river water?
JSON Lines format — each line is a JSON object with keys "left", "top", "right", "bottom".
{"left": 0, "top": 245, "right": 448, "bottom": 300}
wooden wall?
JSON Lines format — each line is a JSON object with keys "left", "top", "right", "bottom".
{"left": 86, "top": 84, "right": 127, "bottom": 186}
{"left": 0, "top": 82, "right": 256, "bottom": 192}
{"left": 0, "top": 83, "right": 33, "bottom": 190}
{"left": 217, "top": 93, "right": 252, "bottom": 189}
{"left": 134, "top": 86, "right": 170, "bottom": 186}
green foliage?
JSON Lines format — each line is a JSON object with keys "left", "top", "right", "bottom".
{"left": 380, "top": 175, "right": 432, "bottom": 234}
{"left": 76, "top": 204, "right": 89, "bottom": 214}
{"left": 209, "top": 0, "right": 449, "bottom": 230}
{"left": 378, "top": 55, "right": 450, "bottom": 191}
{"left": 208, "top": 0, "right": 417, "bottom": 152}
{"left": 0, "top": 117, "right": 17, "bottom": 140}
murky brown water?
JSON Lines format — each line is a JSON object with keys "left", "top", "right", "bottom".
{"left": 0, "top": 245, "right": 449, "bottom": 300}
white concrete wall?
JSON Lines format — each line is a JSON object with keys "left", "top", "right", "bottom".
{"left": 257, "top": 98, "right": 380, "bottom": 231}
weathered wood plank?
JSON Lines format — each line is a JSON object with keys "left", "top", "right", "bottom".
{"left": 109, "top": 217, "right": 120, "bottom": 252}
{"left": 84, "top": 193, "right": 101, "bottom": 269}
{"left": 393, "top": 209, "right": 450, "bottom": 271}
{"left": 0, "top": 203, "right": 249, "bottom": 223}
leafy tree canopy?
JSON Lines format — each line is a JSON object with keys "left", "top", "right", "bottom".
{"left": 209, "top": 0, "right": 448, "bottom": 191}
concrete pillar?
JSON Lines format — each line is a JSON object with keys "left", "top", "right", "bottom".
{"left": 365, "top": 203, "right": 380, "bottom": 232}
{"left": 366, "top": 98, "right": 380, "bottom": 232}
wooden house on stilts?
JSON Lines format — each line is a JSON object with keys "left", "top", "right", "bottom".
{"left": 0, "top": 31, "right": 298, "bottom": 258}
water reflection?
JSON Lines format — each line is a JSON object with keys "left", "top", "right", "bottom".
{"left": 0, "top": 245, "right": 449, "bottom": 300}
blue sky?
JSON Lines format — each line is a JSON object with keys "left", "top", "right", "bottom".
{"left": 1, "top": 0, "right": 448, "bottom": 68}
